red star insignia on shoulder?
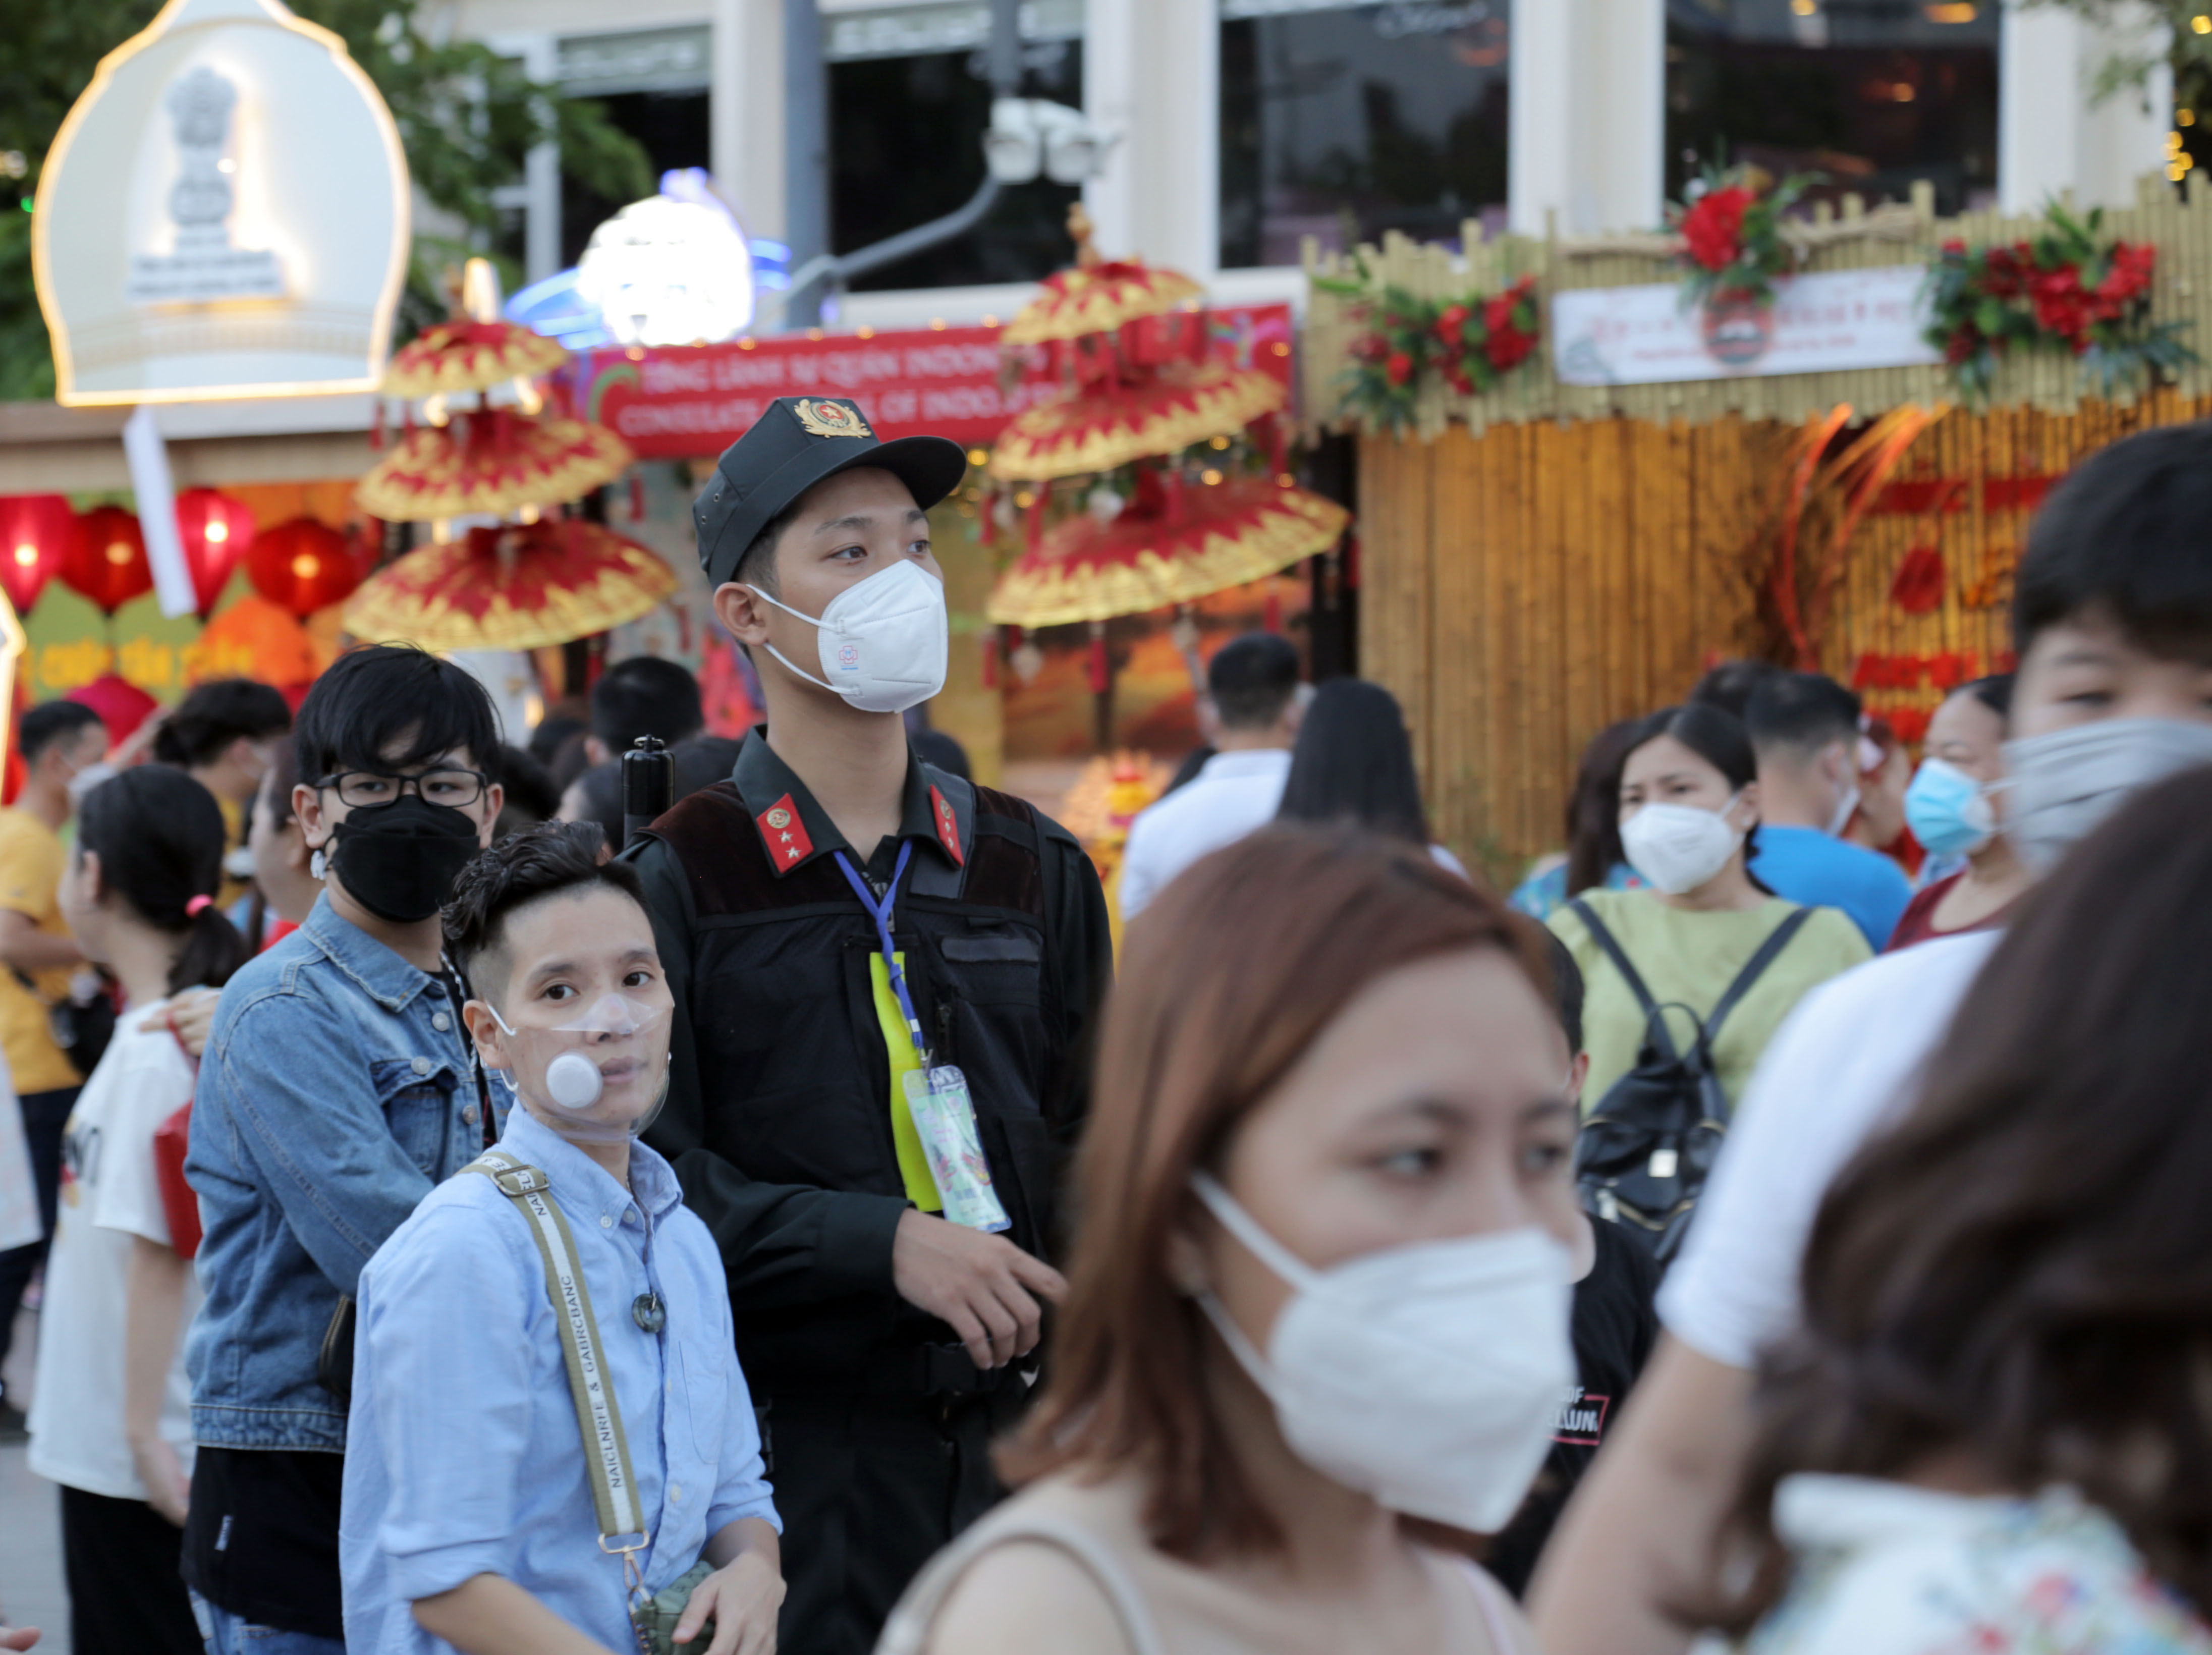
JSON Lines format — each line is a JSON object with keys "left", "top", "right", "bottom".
{"left": 755, "top": 793, "right": 814, "bottom": 871}
{"left": 929, "top": 785, "right": 964, "bottom": 867}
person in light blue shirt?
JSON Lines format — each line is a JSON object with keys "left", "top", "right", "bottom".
{"left": 1744, "top": 672, "right": 1914, "bottom": 949}
{"left": 342, "top": 823, "right": 782, "bottom": 1655}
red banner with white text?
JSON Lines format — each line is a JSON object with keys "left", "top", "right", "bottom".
{"left": 573, "top": 304, "right": 1297, "bottom": 459}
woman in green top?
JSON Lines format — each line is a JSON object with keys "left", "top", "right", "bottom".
{"left": 1547, "top": 703, "right": 1870, "bottom": 1113}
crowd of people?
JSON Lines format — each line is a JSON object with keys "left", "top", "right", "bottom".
{"left": 0, "top": 396, "right": 2209, "bottom": 1655}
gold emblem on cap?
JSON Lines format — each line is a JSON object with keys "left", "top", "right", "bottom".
{"left": 793, "top": 399, "right": 871, "bottom": 439}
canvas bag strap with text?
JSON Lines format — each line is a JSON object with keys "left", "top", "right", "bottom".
{"left": 462, "top": 1150, "right": 648, "bottom": 1550}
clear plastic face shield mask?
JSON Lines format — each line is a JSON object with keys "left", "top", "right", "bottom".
{"left": 477, "top": 989, "right": 675, "bottom": 1145}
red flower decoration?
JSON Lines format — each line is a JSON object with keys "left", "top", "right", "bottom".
{"left": 1890, "top": 546, "right": 1947, "bottom": 615}
{"left": 1681, "top": 186, "right": 1753, "bottom": 272}
{"left": 1385, "top": 352, "right": 1413, "bottom": 386}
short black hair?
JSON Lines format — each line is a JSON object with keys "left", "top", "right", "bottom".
{"left": 2015, "top": 421, "right": 2212, "bottom": 658}
{"left": 731, "top": 500, "right": 801, "bottom": 595}
{"left": 1963, "top": 673, "right": 2014, "bottom": 721}
{"left": 1745, "top": 672, "right": 1861, "bottom": 757}
{"left": 20, "top": 699, "right": 104, "bottom": 765}
{"left": 527, "top": 713, "right": 584, "bottom": 767}
{"left": 153, "top": 678, "right": 292, "bottom": 769}
{"left": 1207, "top": 633, "right": 1301, "bottom": 731}
{"left": 444, "top": 819, "right": 646, "bottom": 993}
{"left": 1688, "top": 659, "right": 1786, "bottom": 722}
{"left": 491, "top": 744, "right": 561, "bottom": 832}
{"left": 590, "top": 656, "right": 703, "bottom": 753}
{"left": 1543, "top": 930, "right": 1585, "bottom": 1055}
{"left": 294, "top": 644, "right": 501, "bottom": 783}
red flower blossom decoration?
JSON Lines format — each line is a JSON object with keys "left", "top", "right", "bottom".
{"left": 1682, "top": 186, "right": 1752, "bottom": 272}
{"left": 1890, "top": 546, "right": 1947, "bottom": 615}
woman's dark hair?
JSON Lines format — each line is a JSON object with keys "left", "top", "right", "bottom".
{"left": 1564, "top": 719, "right": 1645, "bottom": 897}
{"left": 153, "top": 678, "right": 292, "bottom": 769}
{"left": 1702, "top": 762, "right": 2212, "bottom": 1632}
{"left": 444, "top": 820, "right": 645, "bottom": 989}
{"left": 1274, "top": 679, "right": 1429, "bottom": 845}
{"left": 294, "top": 644, "right": 500, "bottom": 783}
{"left": 77, "top": 767, "right": 249, "bottom": 996}
{"left": 1964, "top": 672, "right": 2014, "bottom": 721}
{"left": 1625, "top": 703, "right": 1768, "bottom": 891}
{"left": 999, "top": 826, "right": 1557, "bottom": 1560}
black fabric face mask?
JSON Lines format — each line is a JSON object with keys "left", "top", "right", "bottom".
{"left": 328, "top": 795, "right": 481, "bottom": 923}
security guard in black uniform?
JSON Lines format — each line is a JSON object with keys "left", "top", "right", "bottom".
{"left": 629, "top": 396, "right": 1112, "bottom": 1655}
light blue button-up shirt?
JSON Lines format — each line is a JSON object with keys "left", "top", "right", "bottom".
{"left": 340, "top": 1107, "right": 780, "bottom": 1655}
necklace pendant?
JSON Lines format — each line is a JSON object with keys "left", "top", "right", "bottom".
{"left": 632, "top": 1292, "right": 666, "bottom": 1334}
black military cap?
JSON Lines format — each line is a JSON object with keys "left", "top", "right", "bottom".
{"left": 692, "top": 396, "right": 969, "bottom": 587}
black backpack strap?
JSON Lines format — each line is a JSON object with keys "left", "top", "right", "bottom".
{"left": 1567, "top": 899, "right": 1658, "bottom": 1016}
{"left": 1569, "top": 898, "right": 1685, "bottom": 1062}
{"left": 1703, "top": 906, "right": 1817, "bottom": 1043}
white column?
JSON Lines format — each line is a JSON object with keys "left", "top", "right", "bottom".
{"left": 1085, "top": 0, "right": 1216, "bottom": 273}
{"left": 2002, "top": 1, "right": 2169, "bottom": 214}
{"left": 1510, "top": 0, "right": 1664, "bottom": 238}
{"left": 711, "top": 0, "right": 786, "bottom": 241}
{"left": 1082, "top": 0, "right": 1137, "bottom": 258}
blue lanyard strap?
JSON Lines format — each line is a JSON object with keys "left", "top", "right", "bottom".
{"left": 834, "top": 842, "right": 930, "bottom": 1066}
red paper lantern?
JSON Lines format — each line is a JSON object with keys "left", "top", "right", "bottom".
{"left": 0, "top": 494, "right": 81, "bottom": 616}
{"left": 172, "top": 488, "right": 255, "bottom": 617}
{"left": 61, "top": 506, "right": 153, "bottom": 615}
{"left": 246, "top": 517, "right": 363, "bottom": 618}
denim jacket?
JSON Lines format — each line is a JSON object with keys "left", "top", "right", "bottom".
{"left": 185, "top": 893, "right": 482, "bottom": 1450}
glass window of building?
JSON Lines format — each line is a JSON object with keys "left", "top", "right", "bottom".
{"left": 1220, "top": 1, "right": 1511, "bottom": 270}
{"left": 829, "top": 1, "right": 1086, "bottom": 289}
{"left": 1667, "top": 0, "right": 2000, "bottom": 214}
{"left": 556, "top": 28, "right": 715, "bottom": 268}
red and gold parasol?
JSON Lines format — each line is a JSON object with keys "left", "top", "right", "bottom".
{"left": 343, "top": 518, "right": 679, "bottom": 652}
{"left": 355, "top": 413, "right": 633, "bottom": 522}
{"left": 384, "top": 318, "right": 570, "bottom": 399}
{"left": 985, "top": 478, "right": 1347, "bottom": 629}
{"left": 990, "top": 361, "right": 1284, "bottom": 482}
{"left": 1001, "top": 254, "right": 1203, "bottom": 348}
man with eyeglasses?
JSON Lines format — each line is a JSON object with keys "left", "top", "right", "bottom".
{"left": 180, "top": 645, "right": 505, "bottom": 1655}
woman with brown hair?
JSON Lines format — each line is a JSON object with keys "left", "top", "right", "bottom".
{"left": 879, "top": 827, "right": 1583, "bottom": 1655}
{"left": 1703, "top": 763, "right": 2212, "bottom": 1654}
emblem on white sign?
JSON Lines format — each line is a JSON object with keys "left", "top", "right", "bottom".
{"left": 126, "top": 66, "right": 286, "bottom": 306}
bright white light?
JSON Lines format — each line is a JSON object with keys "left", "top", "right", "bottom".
{"left": 575, "top": 191, "right": 757, "bottom": 348}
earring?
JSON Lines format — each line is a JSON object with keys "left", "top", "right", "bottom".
{"left": 310, "top": 848, "right": 327, "bottom": 880}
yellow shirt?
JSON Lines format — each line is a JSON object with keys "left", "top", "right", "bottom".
{"left": 1547, "top": 889, "right": 1871, "bottom": 1116}
{"left": 0, "top": 808, "right": 81, "bottom": 1094}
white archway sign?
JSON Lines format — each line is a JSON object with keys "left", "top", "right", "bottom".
{"left": 33, "top": 0, "right": 410, "bottom": 405}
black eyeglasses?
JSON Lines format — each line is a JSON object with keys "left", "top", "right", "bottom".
{"left": 317, "top": 768, "right": 490, "bottom": 809}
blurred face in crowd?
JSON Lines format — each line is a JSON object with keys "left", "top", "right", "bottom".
{"left": 2010, "top": 606, "right": 2212, "bottom": 740}
{"left": 1192, "top": 946, "right": 1580, "bottom": 1354}
{"left": 1617, "top": 734, "right": 1757, "bottom": 835}
{"left": 1925, "top": 690, "right": 2008, "bottom": 790}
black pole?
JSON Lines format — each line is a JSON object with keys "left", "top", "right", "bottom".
{"left": 621, "top": 735, "right": 677, "bottom": 848}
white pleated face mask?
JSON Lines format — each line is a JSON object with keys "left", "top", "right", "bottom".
{"left": 1619, "top": 792, "right": 1744, "bottom": 895}
{"left": 747, "top": 559, "right": 949, "bottom": 714}
{"left": 1189, "top": 1172, "right": 1574, "bottom": 1534}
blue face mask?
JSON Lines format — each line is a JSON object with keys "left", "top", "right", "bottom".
{"left": 1904, "top": 756, "right": 1995, "bottom": 858}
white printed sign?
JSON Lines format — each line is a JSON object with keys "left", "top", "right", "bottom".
{"left": 1551, "top": 265, "right": 1943, "bottom": 388}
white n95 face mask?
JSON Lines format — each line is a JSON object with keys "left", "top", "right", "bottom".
{"left": 1619, "top": 793, "right": 1745, "bottom": 896}
{"left": 747, "top": 559, "right": 948, "bottom": 714}
{"left": 1188, "top": 1173, "right": 1573, "bottom": 1534}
